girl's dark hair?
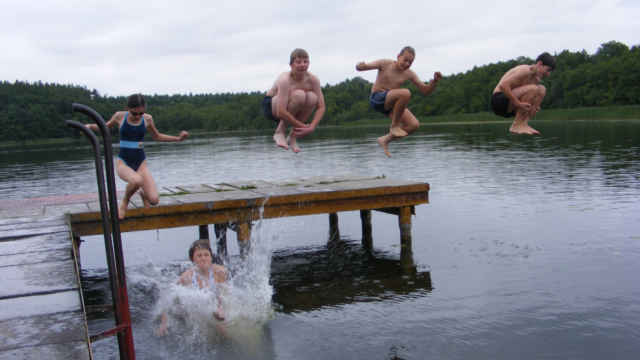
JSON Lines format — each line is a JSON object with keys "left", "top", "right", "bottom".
{"left": 127, "top": 93, "right": 145, "bottom": 108}
{"left": 188, "top": 239, "right": 223, "bottom": 264}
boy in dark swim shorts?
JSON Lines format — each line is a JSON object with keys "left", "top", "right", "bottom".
{"left": 356, "top": 46, "right": 442, "bottom": 157}
{"left": 491, "top": 52, "right": 556, "bottom": 135}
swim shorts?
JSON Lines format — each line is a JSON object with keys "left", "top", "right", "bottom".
{"left": 369, "top": 91, "right": 391, "bottom": 115}
{"left": 262, "top": 96, "right": 279, "bottom": 123}
{"left": 491, "top": 92, "right": 516, "bottom": 118}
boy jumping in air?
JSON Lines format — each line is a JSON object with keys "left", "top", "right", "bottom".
{"left": 356, "top": 46, "right": 442, "bottom": 157}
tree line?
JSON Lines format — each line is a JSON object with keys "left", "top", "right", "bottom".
{"left": 1, "top": 41, "right": 638, "bottom": 142}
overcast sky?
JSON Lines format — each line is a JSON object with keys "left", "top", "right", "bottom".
{"left": 2, "top": 0, "right": 638, "bottom": 97}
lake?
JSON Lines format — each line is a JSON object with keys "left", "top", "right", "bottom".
{"left": 1, "top": 119, "right": 640, "bottom": 359}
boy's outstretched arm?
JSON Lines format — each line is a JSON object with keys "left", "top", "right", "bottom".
{"left": 356, "top": 59, "right": 384, "bottom": 71}
{"left": 412, "top": 71, "right": 443, "bottom": 96}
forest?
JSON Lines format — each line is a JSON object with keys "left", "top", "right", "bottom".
{"left": 0, "top": 41, "right": 638, "bottom": 142}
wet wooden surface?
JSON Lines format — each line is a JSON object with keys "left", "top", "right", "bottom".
{"left": 0, "top": 216, "right": 91, "bottom": 359}
{"left": 67, "top": 175, "right": 430, "bottom": 236}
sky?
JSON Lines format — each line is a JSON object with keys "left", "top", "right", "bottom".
{"left": 1, "top": 0, "right": 639, "bottom": 97}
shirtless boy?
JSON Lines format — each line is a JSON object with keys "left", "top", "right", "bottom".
{"left": 262, "top": 48, "right": 326, "bottom": 153}
{"left": 356, "top": 46, "right": 442, "bottom": 157}
{"left": 491, "top": 52, "right": 556, "bottom": 135}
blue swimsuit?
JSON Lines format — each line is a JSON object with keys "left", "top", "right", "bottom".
{"left": 118, "top": 113, "right": 146, "bottom": 171}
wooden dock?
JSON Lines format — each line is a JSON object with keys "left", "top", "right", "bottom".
{"left": 0, "top": 216, "right": 92, "bottom": 359}
{"left": 0, "top": 175, "right": 429, "bottom": 359}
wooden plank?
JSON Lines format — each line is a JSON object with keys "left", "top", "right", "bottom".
{"left": 0, "top": 248, "right": 70, "bottom": 268}
{"left": 43, "top": 203, "right": 89, "bottom": 217}
{"left": 0, "top": 342, "right": 90, "bottom": 360}
{"left": 0, "top": 225, "right": 69, "bottom": 241}
{"left": 0, "top": 291, "right": 82, "bottom": 321}
{"left": 0, "top": 216, "right": 65, "bottom": 227}
{"left": 0, "top": 310, "right": 87, "bottom": 350}
{"left": 0, "top": 207, "right": 43, "bottom": 219}
{"left": 175, "top": 184, "right": 215, "bottom": 193}
{"left": 70, "top": 191, "right": 428, "bottom": 236}
{"left": 0, "top": 232, "right": 70, "bottom": 257}
{"left": 0, "top": 261, "right": 77, "bottom": 299}
{"left": 219, "top": 180, "right": 276, "bottom": 191}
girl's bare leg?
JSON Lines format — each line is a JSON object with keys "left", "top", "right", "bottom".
{"left": 115, "top": 159, "right": 144, "bottom": 219}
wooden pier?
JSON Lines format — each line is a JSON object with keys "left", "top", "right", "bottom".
{"left": 0, "top": 175, "right": 429, "bottom": 359}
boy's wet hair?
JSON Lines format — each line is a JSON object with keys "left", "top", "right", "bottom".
{"left": 399, "top": 46, "right": 416, "bottom": 57}
{"left": 289, "top": 48, "right": 309, "bottom": 65}
{"left": 188, "top": 239, "right": 213, "bottom": 261}
{"left": 536, "top": 52, "right": 556, "bottom": 71}
{"left": 127, "top": 93, "right": 145, "bottom": 109}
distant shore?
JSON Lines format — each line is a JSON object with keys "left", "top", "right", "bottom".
{"left": 2, "top": 105, "right": 639, "bottom": 150}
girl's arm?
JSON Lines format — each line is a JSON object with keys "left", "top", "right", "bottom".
{"left": 146, "top": 115, "right": 189, "bottom": 142}
{"left": 86, "top": 111, "right": 121, "bottom": 132}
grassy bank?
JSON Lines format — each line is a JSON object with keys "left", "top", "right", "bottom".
{"left": 2, "top": 105, "right": 639, "bottom": 150}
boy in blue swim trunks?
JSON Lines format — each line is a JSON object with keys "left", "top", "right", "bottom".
{"left": 87, "top": 94, "right": 189, "bottom": 219}
{"left": 491, "top": 52, "right": 555, "bottom": 135}
{"left": 356, "top": 46, "right": 442, "bottom": 157}
{"left": 263, "top": 48, "right": 326, "bottom": 153}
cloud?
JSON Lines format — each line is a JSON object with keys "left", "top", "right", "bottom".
{"left": 1, "top": 0, "right": 638, "bottom": 96}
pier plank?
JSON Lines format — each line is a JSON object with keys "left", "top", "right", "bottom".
{"left": 0, "top": 225, "right": 69, "bottom": 241}
{"left": 0, "top": 261, "right": 77, "bottom": 299}
{"left": 0, "top": 232, "right": 70, "bottom": 257}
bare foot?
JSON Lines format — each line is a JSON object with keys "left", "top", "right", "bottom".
{"left": 288, "top": 136, "right": 301, "bottom": 153}
{"left": 273, "top": 132, "right": 289, "bottom": 150}
{"left": 118, "top": 199, "right": 128, "bottom": 220}
{"left": 390, "top": 126, "right": 408, "bottom": 138}
{"left": 510, "top": 123, "right": 540, "bottom": 135}
{"left": 377, "top": 136, "right": 391, "bottom": 157}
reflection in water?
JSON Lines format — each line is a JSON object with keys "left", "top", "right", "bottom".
{"left": 271, "top": 237, "right": 432, "bottom": 313}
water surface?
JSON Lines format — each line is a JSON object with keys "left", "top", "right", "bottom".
{"left": 2, "top": 120, "right": 640, "bottom": 359}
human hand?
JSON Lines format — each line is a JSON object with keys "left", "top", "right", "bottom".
{"left": 178, "top": 130, "right": 189, "bottom": 141}
{"left": 155, "top": 324, "right": 168, "bottom": 337}
{"left": 213, "top": 311, "right": 225, "bottom": 321}
{"left": 518, "top": 102, "right": 532, "bottom": 112}
{"left": 293, "top": 125, "right": 314, "bottom": 137}
{"left": 356, "top": 62, "right": 366, "bottom": 71}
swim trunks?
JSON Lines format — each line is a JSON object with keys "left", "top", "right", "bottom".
{"left": 262, "top": 96, "right": 279, "bottom": 123}
{"left": 118, "top": 113, "right": 146, "bottom": 171}
{"left": 491, "top": 92, "right": 516, "bottom": 118}
{"left": 369, "top": 91, "right": 391, "bottom": 115}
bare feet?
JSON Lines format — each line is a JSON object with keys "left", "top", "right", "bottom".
{"left": 288, "top": 135, "right": 301, "bottom": 153}
{"left": 118, "top": 199, "right": 128, "bottom": 220}
{"left": 389, "top": 126, "right": 408, "bottom": 138}
{"left": 509, "top": 122, "right": 540, "bottom": 135}
{"left": 377, "top": 136, "right": 391, "bottom": 157}
{"left": 273, "top": 132, "right": 289, "bottom": 150}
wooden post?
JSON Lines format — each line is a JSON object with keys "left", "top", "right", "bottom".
{"left": 329, "top": 212, "right": 339, "bottom": 241}
{"left": 398, "top": 206, "right": 412, "bottom": 252}
{"left": 72, "top": 234, "right": 82, "bottom": 269}
{"left": 360, "top": 210, "right": 372, "bottom": 249}
{"left": 199, "top": 224, "right": 209, "bottom": 240}
{"left": 214, "top": 223, "right": 228, "bottom": 260}
{"left": 236, "top": 222, "right": 251, "bottom": 257}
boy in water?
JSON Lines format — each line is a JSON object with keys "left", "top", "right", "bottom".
{"left": 356, "top": 46, "right": 442, "bottom": 157}
{"left": 262, "top": 48, "right": 326, "bottom": 153}
{"left": 491, "top": 52, "right": 556, "bottom": 135}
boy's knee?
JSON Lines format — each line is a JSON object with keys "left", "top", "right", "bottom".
{"left": 289, "top": 90, "right": 306, "bottom": 105}
{"left": 399, "top": 88, "right": 411, "bottom": 99}
{"left": 305, "top": 92, "right": 318, "bottom": 107}
{"left": 537, "top": 85, "right": 546, "bottom": 97}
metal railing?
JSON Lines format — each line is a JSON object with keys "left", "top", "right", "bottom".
{"left": 66, "top": 103, "right": 135, "bottom": 359}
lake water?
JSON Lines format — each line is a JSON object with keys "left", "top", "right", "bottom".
{"left": 2, "top": 120, "right": 640, "bottom": 359}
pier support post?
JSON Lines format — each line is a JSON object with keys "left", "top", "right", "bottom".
{"left": 215, "top": 223, "right": 228, "bottom": 260}
{"left": 360, "top": 210, "right": 372, "bottom": 249}
{"left": 329, "top": 212, "right": 339, "bottom": 241}
{"left": 236, "top": 222, "right": 251, "bottom": 257}
{"left": 399, "top": 206, "right": 412, "bottom": 252}
{"left": 72, "top": 234, "right": 82, "bottom": 268}
{"left": 199, "top": 224, "right": 209, "bottom": 240}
